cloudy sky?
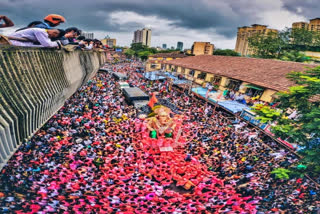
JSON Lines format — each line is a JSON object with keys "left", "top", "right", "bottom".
{"left": 0, "top": 0, "right": 318, "bottom": 49}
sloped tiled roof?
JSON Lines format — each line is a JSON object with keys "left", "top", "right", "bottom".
{"left": 151, "top": 52, "right": 187, "bottom": 58}
{"left": 165, "top": 55, "right": 315, "bottom": 91}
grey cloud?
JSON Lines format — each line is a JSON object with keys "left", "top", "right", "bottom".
{"left": 0, "top": 0, "right": 275, "bottom": 39}
{"left": 282, "top": 0, "right": 320, "bottom": 20}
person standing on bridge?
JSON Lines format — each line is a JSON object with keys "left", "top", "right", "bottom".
{"left": 0, "top": 15, "right": 14, "bottom": 28}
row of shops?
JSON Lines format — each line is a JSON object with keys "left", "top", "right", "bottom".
{"left": 141, "top": 55, "right": 310, "bottom": 150}
{"left": 188, "top": 84, "right": 297, "bottom": 150}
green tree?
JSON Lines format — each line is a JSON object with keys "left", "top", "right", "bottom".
{"left": 213, "top": 49, "right": 240, "bottom": 56}
{"left": 248, "top": 31, "right": 288, "bottom": 58}
{"left": 252, "top": 66, "right": 320, "bottom": 173}
{"left": 280, "top": 50, "right": 311, "bottom": 62}
{"left": 124, "top": 48, "right": 135, "bottom": 58}
{"left": 129, "top": 43, "right": 185, "bottom": 59}
{"left": 271, "top": 168, "right": 291, "bottom": 180}
{"left": 137, "top": 50, "right": 152, "bottom": 60}
{"left": 290, "top": 28, "right": 314, "bottom": 47}
{"left": 131, "top": 43, "right": 148, "bottom": 52}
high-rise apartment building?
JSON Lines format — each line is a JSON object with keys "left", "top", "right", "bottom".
{"left": 235, "top": 24, "right": 278, "bottom": 56}
{"left": 162, "top": 44, "right": 167, "bottom": 49}
{"left": 308, "top": 18, "right": 320, "bottom": 31}
{"left": 101, "top": 37, "right": 117, "bottom": 48}
{"left": 191, "top": 42, "right": 214, "bottom": 56}
{"left": 132, "top": 28, "right": 152, "bottom": 47}
{"left": 177, "top": 42, "right": 183, "bottom": 51}
{"left": 292, "top": 22, "right": 309, "bottom": 30}
{"left": 292, "top": 18, "right": 320, "bottom": 32}
{"left": 81, "top": 32, "right": 94, "bottom": 39}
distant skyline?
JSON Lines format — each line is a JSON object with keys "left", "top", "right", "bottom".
{"left": 0, "top": 0, "right": 318, "bottom": 49}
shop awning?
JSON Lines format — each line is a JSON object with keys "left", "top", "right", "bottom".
{"left": 245, "top": 84, "right": 264, "bottom": 90}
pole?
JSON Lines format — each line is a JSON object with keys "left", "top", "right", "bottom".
{"left": 213, "top": 100, "right": 217, "bottom": 115}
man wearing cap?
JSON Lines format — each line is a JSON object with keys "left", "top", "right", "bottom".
{"left": 33, "top": 14, "right": 66, "bottom": 29}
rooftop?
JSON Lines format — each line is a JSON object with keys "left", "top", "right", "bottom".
{"left": 310, "top": 18, "right": 320, "bottom": 21}
{"left": 150, "top": 52, "right": 187, "bottom": 58}
{"left": 292, "top": 21, "right": 309, "bottom": 24}
{"left": 251, "top": 24, "right": 268, "bottom": 27}
{"left": 164, "top": 55, "right": 315, "bottom": 91}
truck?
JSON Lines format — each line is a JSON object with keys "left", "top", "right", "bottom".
{"left": 122, "top": 87, "right": 149, "bottom": 108}
{"left": 118, "top": 81, "right": 130, "bottom": 90}
{"left": 112, "top": 72, "right": 128, "bottom": 80}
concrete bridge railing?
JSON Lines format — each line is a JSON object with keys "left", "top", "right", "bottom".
{"left": 0, "top": 46, "right": 106, "bottom": 168}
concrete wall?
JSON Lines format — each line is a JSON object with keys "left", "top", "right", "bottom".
{"left": 0, "top": 46, "right": 106, "bottom": 168}
{"left": 304, "top": 51, "right": 320, "bottom": 59}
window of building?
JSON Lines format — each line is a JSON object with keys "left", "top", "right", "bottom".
{"left": 245, "top": 85, "right": 264, "bottom": 97}
{"left": 151, "top": 64, "right": 157, "bottom": 69}
{"left": 211, "top": 76, "right": 222, "bottom": 85}
{"left": 189, "top": 70, "right": 195, "bottom": 76}
{"left": 226, "top": 79, "right": 242, "bottom": 91}
{"left": 197, "top": 72, "right": 206, "bottom": 80}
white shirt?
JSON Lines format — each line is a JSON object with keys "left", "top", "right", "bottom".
{"left": 9, "top": 28, "right": 58, "bottom": 48}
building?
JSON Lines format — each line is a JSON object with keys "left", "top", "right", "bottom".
{"left": 235, "top": 24, "right": 278, "bottom": 56}
{"left": 81, "top": 32, "right": 94, "bottom": 39}
{"left": 184, "top": 49, "right": 192, "bottom": 55}
{"left": 162, "top": 55, "right": 313, "bottom": 102}
{"left": 101, "top": 37, "right": 117, "bottom": 48}
{"left": 292, "top": 22, "right": 309, "bottom": 29}
{"left": 145, "top": 52, "right": 187, "bottom": 72}
{"left": 132, "top": 28, "right": 152, "bottom": 47}
{"left": 292, "top": 18, "right": 320, "bottom": 32}
{"left": 162, "top": 44, "right": 167, "bottom": 49}
{"left": 177, "top": 42, "right": 183, "bottom": 51}
{"left": 191, "top": 42, "right": 214, "bottom": 56}
{"left": 308, "top": 18, "right": 320, "bottom": 32}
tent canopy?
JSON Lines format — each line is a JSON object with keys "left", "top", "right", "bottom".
{"left": 245, "top": 84, "right": 263, "bottom": 90}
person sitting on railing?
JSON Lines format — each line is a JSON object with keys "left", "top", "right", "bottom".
{"left": 8, "top": 28, "right": 65, "bottom": 48}
{"left": 0, "top": 15, "right": 14, "bottom": 28}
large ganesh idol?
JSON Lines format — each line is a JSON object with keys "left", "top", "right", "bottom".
{"left": 146, "top": 106, "right": 176, "bottom": 139}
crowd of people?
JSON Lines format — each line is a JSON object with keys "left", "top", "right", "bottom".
{"left": 0, "top": 14, "right": 104, "bottom": 50}
{"left": 0, "top": 61, "right": 319, "bottom": 213}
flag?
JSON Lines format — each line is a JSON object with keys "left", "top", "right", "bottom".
{"left": 148, "top": 93, "right": 158, "bottom": 108}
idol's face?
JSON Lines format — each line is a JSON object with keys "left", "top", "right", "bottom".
{"left": 158, "top": 113, "right": 168, "bottom": 124}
